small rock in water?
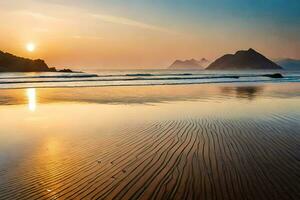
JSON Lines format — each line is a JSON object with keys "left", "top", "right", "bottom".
{"left": 47, "top": 189, "right": 52, "bottom": 192}
{"left": 263, "top": 73, "right": 283, "bottom": 78}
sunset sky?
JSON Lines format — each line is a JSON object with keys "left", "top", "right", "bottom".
{"left": 0, "top": 0, "right": 299, "bottom": 69}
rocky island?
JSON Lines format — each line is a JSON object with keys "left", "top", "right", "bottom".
{"left": 0, "top": 50, "right": 73, "bottom": 72}
{"left": 206, "top": 48, "right": 282, "bottom": 70}
{"left": 169, "top": 58, "right": 208, "bottom": 70}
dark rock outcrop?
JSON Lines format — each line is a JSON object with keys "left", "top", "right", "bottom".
{"left": 58, "top": 69, "right": 74, "bottom": 73}
{"left": 206, "top": 48, "right": 282, "bottom": 70}
{"left": 263, "top": 73, "right": 283, "bottom": 78}
{"left": 0, "top": 51, "right": 57, "bottom": 72}
{"left": 0, "top": 50, "right": 74, "bottom": 73}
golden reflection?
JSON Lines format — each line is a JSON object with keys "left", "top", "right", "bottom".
{"left": 46, "top": 138, "right": 59, "bottom": 156}
{"left": 26, "top": 88, "right": 36, "bottom": 111}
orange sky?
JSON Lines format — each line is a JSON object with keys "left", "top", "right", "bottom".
{"left": 0, "top": 0, "right": 299, "bottom": 69}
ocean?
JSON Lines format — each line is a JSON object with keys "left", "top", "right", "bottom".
{"left": 0, "top": 69, "right": 299, "bottom": 89}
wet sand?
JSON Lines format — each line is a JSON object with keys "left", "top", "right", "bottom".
{"left": 0, "top": 83, "right": 299, "bottom": 200}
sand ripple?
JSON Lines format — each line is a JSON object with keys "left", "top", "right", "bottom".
{"left": 0, "top": 115, "right": 299, "bottom": 200}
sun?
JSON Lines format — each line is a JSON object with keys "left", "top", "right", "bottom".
{"left": 26, "top": 43, "right": 36, "bottom": 52}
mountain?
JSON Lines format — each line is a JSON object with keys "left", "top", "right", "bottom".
{"left": 275, "top": 59, "right": 300, "bottom": 70}
{"left": 169, "top": 58, "right": 208, "bottom": 70}
{"left": 206, "top": 48, "right": 282, "bottom": 70}
{"left": 0, "top": 50, "right": 56, "bottom": 72}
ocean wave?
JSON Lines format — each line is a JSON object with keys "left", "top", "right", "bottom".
{"left": 0, "top": 75, "right": 247, "bottom": 85}
{"left": 125, "top": 73, "right": 194, "bottom": 77}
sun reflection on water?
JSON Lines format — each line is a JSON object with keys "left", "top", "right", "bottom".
{"left": 26, "top": 88, "right": 36, "bottom": 111}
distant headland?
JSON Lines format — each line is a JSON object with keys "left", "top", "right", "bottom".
{"left": 0, "top": 50, "right": 74, "bottom": 73}
{"left": 275, "top": 58, "right": 300, "bottom": 70}
{"left": 169, "top": 58, "right": 208, "bottom": 70}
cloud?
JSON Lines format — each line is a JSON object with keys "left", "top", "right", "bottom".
{"left": 91, "top": 14, "right": 174, "bottom": 34}
{"left": 11, "top": 10, "right": 62, "bottom": 22}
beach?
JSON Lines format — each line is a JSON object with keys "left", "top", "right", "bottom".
{"left": 0, "top": 82, "right": 299, "bottom": 200}
{"left": 1, "top": 0, "right": 299, "bottom": 199}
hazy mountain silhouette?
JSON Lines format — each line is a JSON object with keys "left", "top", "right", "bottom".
{"left": 275, "top": 58, "right": 300, "bottom": 70}
{"left": 206, "top": 48, "right": 282, "bottom": 70}
{"left": 169, "top": 58, "right": 208, "bottom": 70}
